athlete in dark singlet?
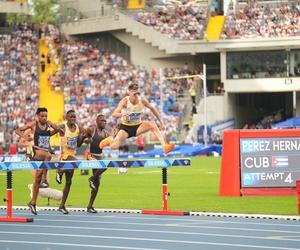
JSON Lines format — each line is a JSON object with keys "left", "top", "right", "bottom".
{"left": 15, "top": 107, "right": 60, "bottom": 215}
{"left": 18, "top": 128, "right": 49, "bottom": 188}
{"left": 81, "top": 114, "right": 110, "bottom": 213}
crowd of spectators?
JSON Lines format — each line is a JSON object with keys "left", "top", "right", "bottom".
{"left": 128, "top": 1, "right": 208, "bottom": 40}
{"left": 222, "top": 1, "right": 300, "bottom": 39}
{"left": 0, "top": 23, "right": 196, "bottom": 148}
{"left": 242, "top": 109, "right": 284, "bottom": 129}
{"left": 60, "top": 39, "right": 195, "bottom": 141}
{"left": 0, "top": 24, "right": 39, "bottom": 146}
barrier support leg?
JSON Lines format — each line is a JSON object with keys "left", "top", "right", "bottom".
{"left": 296, "top": 180, "right": 300, "bottom": 215}
{"left": 0, "top": 171, "right": 33, "bottom": 223}
{"left": 142, "top": 168, "right": 189, "bottom": 216}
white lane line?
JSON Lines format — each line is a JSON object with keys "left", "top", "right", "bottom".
{"left": 0, "top": 240, "right": 165, "bottom": 250}
{"left": 269, "top": 236, "right": 300, "bottom": 240}
{"left": 0, "top": 231, "right": 298, "bottom": 250}
{"left": 137, "top": 171, "right": 161, "bottom": 174}
{"left": 0, "top": 225, "right": 299, "bottom": 242}
{"left": 8, "top": 211, "right": 300, "bottom": 228}
{"left": 3, "top": 206, "right": 299, "bottom": 221}
{"left": 28, "top": 218, "right": 300, "bottom": 234}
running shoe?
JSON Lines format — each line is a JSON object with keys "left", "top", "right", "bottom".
{"left": 27, "top": 202, "right": 37, "bottom": 215}
{"left": 56, "top": 171, "right": 62, "bottom": 184}
{"left": 163, "top": 143, "right": 175, "bottom": 154}
{"left": 88, "top": 177, "right": 97, "bottom": 191}
{"left": 99, "top": 136, "right": 113, "bottom": 149}
{"left": 87, "top": 207, "right": 98, "bottom": 213}
{"left": 58, "top": 206, "right": 69, "bottom": 214}
{"left": 40, "top": 180, "right": 50, "bottom": 188}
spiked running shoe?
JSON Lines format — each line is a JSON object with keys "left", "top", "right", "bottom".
{"left": 58, "top": 206, "right": 69, "bottom": 214}
{"left": 87, "top": 207, "right": 98, "bottom": 213}
{"left": 56, "top": 171, "right": 63, "bottom": 184}
{"left": 27, "top": 202, "right": 37, "bottom": 215}
{"left": 163, "top": 143, "right": 175, "bottom": 154}
{"left": 99, "top": 136, "right": 113, "bottom": 149}
{"left": 39, "top": 179, "right": 50, "bottom": 188}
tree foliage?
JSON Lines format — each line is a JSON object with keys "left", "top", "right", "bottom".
{"left": 6, "top": 13, "right": 31, "bottom": 26}
{"left": 31, "top": 0, "right": 60, "bottom": 24}
{"left": 5, "top": 0, "right": 60, "bottom": 25}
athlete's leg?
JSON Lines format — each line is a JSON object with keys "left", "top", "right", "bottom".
{"left": 56, "top": 156, "right": 64, "bottom": 184}
{"left": 89, "top": 168, "right": 106, "bottom": 190}
{"left": 136, "top": 121, "right": 166, "bottom": 145}
{"left": 30, "top": 169, "right": 43, "bottom": 205}
{"left": 40, "top": 170, "right": 49, "bottom": 187}
{"left": 109, "top": 130, "right": 129, "bottom": 149}
{"left": 99, "top": 125, "right": 122, "bottom": 149}
{"left": 136, "top": 121, "right": 175, "bottom": 154}
{"left": 87, "top": 169, "right": 106, "bottom": 212}
{"left": 30, "top": 170, "right": 36, "bottom": 179}
{"left": 56, "top": 169, "right": 63, "bottom": 184}
{"left": 31, "top": 164, "right": 49, "bottom": 188}
{"left": 58, "top": 156, "right": 75, "bottom": 214}
{"left": 30, "top": 150, "right": 51, "bottom": 204}
{"left": 58, "top": 169, "right": 74, "bottom": 214}
{"left": 40, "top": 153, "right": 51, "bottom": 187}
{"left": 28, "top": 150, "right": 51, "bottom": 214}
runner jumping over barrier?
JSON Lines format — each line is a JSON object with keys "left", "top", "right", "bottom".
{"left": 0, "top": 158, "right": 191, "bottom": 222}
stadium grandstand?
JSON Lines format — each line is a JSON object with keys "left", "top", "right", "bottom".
{"left": 0, "top": 0, "right": 300, "bottom": 151}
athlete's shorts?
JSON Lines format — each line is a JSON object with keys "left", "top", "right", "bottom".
{"left": 32, "top": 146, "right": 51, "bottom": 160}
{"left": 32, "top": 145, "right": 51, "bottom": 154}
{"left": 119, "top": 123, "right": 141, "bottom": 138}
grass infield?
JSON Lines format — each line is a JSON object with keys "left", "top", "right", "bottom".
{"left": 0, "top": 156, "right": 298, "bottom": 215}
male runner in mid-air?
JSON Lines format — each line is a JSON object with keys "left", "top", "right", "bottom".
{"left": 15, "top": 107, "right": 60, "bottom": 215}
{"left": 80, "top": 114, "right": 110, "bottom": 213}
{"left": 56, "top": 109, "right": 85, "bottom": 214}
{"left": 100, "top": 83, "right": 175, "bottom": 154}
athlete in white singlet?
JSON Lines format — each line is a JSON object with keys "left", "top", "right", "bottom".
{"left": 100, "top": 83, "right": 175, "bottom": 154}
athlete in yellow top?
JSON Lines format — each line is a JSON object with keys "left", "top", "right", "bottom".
{"left": 100, "top": 83, "right": 175, "bottom": 154}
{"left": 56, "top": 110, "right": 85, "bottom": 214}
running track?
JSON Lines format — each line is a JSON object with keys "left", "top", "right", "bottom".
{"left": 0, "top": 208, "right": 299, "bottom": 250}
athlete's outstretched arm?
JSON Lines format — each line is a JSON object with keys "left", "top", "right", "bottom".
{"left": 78, "top": 126, "right": 93, "bottom": 147}
{"left": 142, "top": 98, "right": 165, "bottom": 130}
{"left": 112, "top": 98, "right": 127, "bottom": 118}
{"left": 14, "top": 122, "right": 34, "bottom": 140}
{"left": 47, "top": 120, "right": 60, "bottom": 131}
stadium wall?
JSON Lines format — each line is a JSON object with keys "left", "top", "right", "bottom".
{"left": 196, "top": 94, "right": 233, "bottom": 125}
{"left": 61, "top": 0, "right": 107, "bottom": 16}
{"left": 110, "top": 31, "right": 196, "bottom": 70}
{"left": 0, "top": 1, "right": 29, "bottom": 14}
{"left": 186, "top": 94, "right": 234, "bottom": 143}
{"left": 220, "top": 51, "right": 300, "bottom": 93}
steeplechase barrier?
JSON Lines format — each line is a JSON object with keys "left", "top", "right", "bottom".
{"left": 0, "top": 158, "right": 191, "bottom": 222}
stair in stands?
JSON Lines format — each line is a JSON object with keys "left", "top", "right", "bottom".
{"left": 205, "top": 15, "right": 225, "bottom": 41}
{"left": 60, "top": 2, "right": 215, "bottom": 55}
{"left": 39, "top": 39, "right": 64, "bottom": 146}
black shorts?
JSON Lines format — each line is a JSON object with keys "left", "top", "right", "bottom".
{"left": 32, "top": 146, "right": 51, "bottom": 159}
{"left": 87, "top": 153, "right": 102, "bottom": 160}
{"left": 119, "top": 123, "right": 141, "bottom": 138}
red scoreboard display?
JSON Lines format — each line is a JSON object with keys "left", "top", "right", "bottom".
{"left": 240, "top": 137, "right": 300, "bottom": 188}
{"left": 220, "top": 129, "right": 300, "bottom": 196}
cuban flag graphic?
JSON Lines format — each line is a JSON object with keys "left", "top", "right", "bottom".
{"left": 272, "top": 156, "right": 288, "bottom": 167}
